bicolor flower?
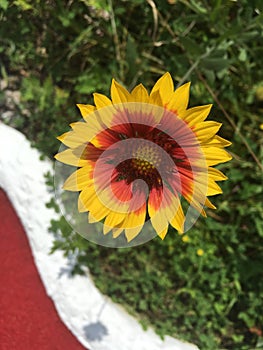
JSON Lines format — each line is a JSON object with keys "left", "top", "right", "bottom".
{"left": 55, "top": 73, "right": 232, "bottom": 242}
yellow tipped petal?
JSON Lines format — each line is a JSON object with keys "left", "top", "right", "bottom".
{"left": 167, "top": 82, "right": 191, "bottom": 114}
{"left": 103, "top": 223, "right": 112, "bottom": 235}
{"left": 78, "top": 191, "right": 88, "bottom": 212}
{"left": 149, "top": 89, "right": 163, "bottom": 106}
{"left": 93, "top": 93, "right": 112, "bottom": 109}
{"left": 78, "top": 187, "right": 95, "bottom": 213}
{"left": 151, "top": 72, "right": 174, "bottom": 93}
{"left": 208, "top": 167, "right": 228, "bottom": 181}
{"left": 69, "top": 121, "right": 104, "bottom": 147}
{"left": 158, "top": 226, "right": 169, "bottom": 240}
{"left": 169, "top": 196, "right": 185, "bottom": 234}
{"left": 131, "top": 84, "right": 149, "bottom": 102}
{"left": 123, "top": 205, "right": 146, "bottom": 241}
{"left": 205, "top": 198, "right": 216, "bottom": 209}
{"left": 89, "top": 201, "right": 110, "bottom": 221}
{"left": 125, "top": 226, "right": 143, "bottom": 242}
{"left": 206, "top": 180, "right": 223, "bottom": 196}
{"left": 78, "top": 186, "right": 110, "bottom": 221}
{"left": 202, "top": 147, "right": 232, "bottom": 166}
{"left": 88, "top": 212, "right": 99, "bottom": 223}
{"left": 205, "top": 135, "right": 232, "bottom": 148}
{"left": 57, "top": 130, "right": 87, "bottom": 148}
{"left": 77, "top": 104, "right": 96, "bottom": 121}
{"left": 102, "top": 210, "right": 138, "bottom": 236}
{"left": 104, "top": 211, "right": 126, "bottom": 230}
{"left": 151, "top": 72, "right": 174, "bottom": 104}
{"left": 193, "top": 121, "right": 222, "bottom": 143}
{"left": 111, "top": 79, "right": 131, "bottom": 104}
{"left": 180, "top": 104, "right": 212, "bottom": 125}
{"left": 148, "top": 188, "right": 183, "bottom": 236}
{"left": 183, "top": 191, "right": 207, "bottom": 217}
{"left": 201, "top": 208, "right": 207, "bottom": 217}
{"left": 69, "top": 121, "right": 91, "bottom": 134}
{"left": 57, "top": 131, "right": 70, "bottom": 143}
{"left": 54, "top": 148, "right": 88, "bottom": 167}
{"left": 150, "top": 213, "right": 168, "bottom": 237}
{"left": 124, "top": 205, "right": 146, "bottom": 229}
{"left": 112, "top": 227, "right": 124, "bottom": 238}
{"left": 63, "top": 165, "right": 93, "bottom": 191}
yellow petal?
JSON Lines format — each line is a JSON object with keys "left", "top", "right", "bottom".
{"left": 77, "top": 104, "right": 96, "bottom": 121}
{"left": 149, "top": 89, "right": 163, "bottom": 106}
{"left": 57, "top": 130, "right": 88, "bottom": 148}
{"left": 123, "top": 205, "right": 146, "bottom": 229}
{"left": 125, "top": 226, "right": 143, "bottom": 242}
{"left": 202, "top": 147, "right": 232, "bottom": 166}
{"left": 205, "top": 198, "right": 216, "bottom": 209}
{"left": 206, "top": 179, "right": 223, "bottom": 196}
{"left": 183, "top": 191, "right": 207, "bottom": 217}
{"left": 69, "top": 121, "right": 93, "bottom": 139}
{"left": 208, "top": 167, "right": 227, "bottom": 181}
{"left": 93, "top": 93, "right": 112, "bottom": 109}
{"left": 88, "top": 212, "right": 99, "bottom": 223}
{"left": 78, "top": 186, "right": 110, "bottom": 222}
{"left": 123, "top": 205, "right": 146, "bottom": 242}
{"left": 150, "top": 72, "right": 174, "bottom": 104}
{"left": 57, "top": 131, "right": 69, "bottom": 142}
{"left": 158, "top": 226, "right": 169, "bottom": 240}
{"left": 167, "top": 82, "right": 191, "bottom": 114}
{"left": 112, "top": 227, "right": 124, "bottom": 238}
{"left": 169, "top": 198, "right": 185, "bottom": 234}
{"left": 63, "top": 165, "right": 93, "bottom": 191}
{"left": 111, "top": 79, "right": 130, "bottom": 104}
{"left": 131, "top": 84, "right": 149, "bottom": 102}
{"left": 149, "top": 211, "right": 168, "bottom": 237}
{"left": 102, "top": 203, "right": 146, "bottom": 241}
{"left": 103, "top": 211, "right": 126, "bottom": 232}
{"left": 193, "top": 121, "right": 222, "bottom": 143}
{"left": 148, "top": 187, "right": 184, "bottom": 236}
{"left": 88, "top": 202, "right": 110, "bottom": 222}
{"left": 54, "top": 148, "right": 88, "bottom": 167}
{"left": 75, "top": 107, "right": 115, "bottom": 148}
{"left": 69, "top": 120, "right": 104, "bottom": 147}
{"left": 78, "top": 186, "right": 96, "bottom": 212}
{"left": 204, "top": 135, "right": 232, "bottom": 148}
{"left": 180, "top": 104, "right": 212, "bottom": 125}
{"left": 89, "top": 199, "right": 110, "bottom": 219}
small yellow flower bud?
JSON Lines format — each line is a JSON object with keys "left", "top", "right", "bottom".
{"left": 182, "top": 235, "right": 189, "bottom": 242}
{"left": 197, "top": 248, "right": 204, "bottom": 256}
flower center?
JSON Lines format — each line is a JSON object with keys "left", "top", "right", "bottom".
{"left": 132, "top": 158, "right": 155, "bottom": 174}
{"left": 132, "top": 143, "right": 161, "bottom": 176}
{"left": 115, "top": 140, "right": 163, "bottom": 189}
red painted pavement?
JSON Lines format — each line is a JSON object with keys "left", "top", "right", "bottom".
{"left": 0, "top": 189, "right": 87, "bottom": 350}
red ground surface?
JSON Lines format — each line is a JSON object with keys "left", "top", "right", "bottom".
{"left": 0, "top": 189, "right": 86, "bottom": 350}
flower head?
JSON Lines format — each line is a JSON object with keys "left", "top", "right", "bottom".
{"left": 55, "top": 73, "right": 232, "bottom": 245}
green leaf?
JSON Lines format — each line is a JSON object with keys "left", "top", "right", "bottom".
{"left": 180, "top": 37, "right": 203, "bottom": 56}
{"left": 13, "top": 0, "right": 32, "bottom": 10}
{"left": 238, "top": 312, "right": 254, "bottom": 328}
{"left": 200, "top": 57, "right": 231, "bottom": 71}
{"left": 0, "top": 0, "right": 8, "bottom": 10}
{"left": 238, "top": 48, "right": 247, "bottom": 62}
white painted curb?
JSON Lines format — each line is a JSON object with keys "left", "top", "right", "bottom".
{"left": 0, "top": 122, "right": 199, "bottom": 350}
